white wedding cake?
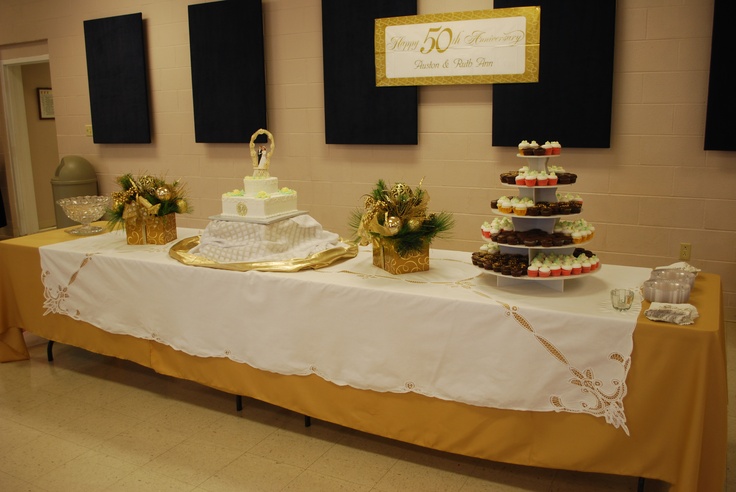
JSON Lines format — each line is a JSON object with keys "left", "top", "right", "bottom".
{"left": 221, "top": 178, "right": 297, "bottom": 220}
{"left": 219, "top": 129, "right": 298, "bottom": 220}
{"left": 194, "top": 129, "right": 341, "bottom": 264}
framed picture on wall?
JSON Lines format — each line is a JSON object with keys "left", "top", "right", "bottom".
{"left": 37, "top": 88, "right": 54, "bottom": 119}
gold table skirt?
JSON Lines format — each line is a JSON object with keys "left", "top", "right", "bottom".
{"left": 0, "top": 225, "right": 727, "bottom": 491}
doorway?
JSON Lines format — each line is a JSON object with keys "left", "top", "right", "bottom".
{"left": 1, "top": 55, "right": 59, "bottom": 236}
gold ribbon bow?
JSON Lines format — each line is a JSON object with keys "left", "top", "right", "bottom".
{"left": 122, "top": 195, "right": 161, "bottom": 222}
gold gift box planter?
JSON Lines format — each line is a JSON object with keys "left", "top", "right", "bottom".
{"left": 124, "top": 213, "right": 177, "bottom": 245}
{"left": 109, "top": 174, "right": 190, "bottom": 245}
{"left": 351, "top": 180, "right": 453, "bottom": 275}
{"left": 372, "top": 238, "right": 429, "bottom": 274}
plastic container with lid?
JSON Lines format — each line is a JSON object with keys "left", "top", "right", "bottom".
{"left": 649, "top": 269, "right": 696, "bottom": 288}
{"left": 642, "top": 279, "right": 691, "bottom": 303}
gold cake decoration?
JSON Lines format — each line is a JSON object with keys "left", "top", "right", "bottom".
{"left": 249, "top": 128, "right": 274, "bottom": 178}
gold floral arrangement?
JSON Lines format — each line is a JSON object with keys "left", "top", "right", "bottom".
{"left": 350, "top": 179, "right": 454, "bottom": 257}
{"left": 108, "top": 173, "right": 190, "bottom": 227}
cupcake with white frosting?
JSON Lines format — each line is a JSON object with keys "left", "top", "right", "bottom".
{"left": 518, "top": 140, "right": 532, "bottom": 155}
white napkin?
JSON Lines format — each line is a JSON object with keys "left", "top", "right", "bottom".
{"left": 654, "top": 262, "right": 701, "bottom": 273}
{"left": 645, "top": 302, "right": 699, "bottom": 325}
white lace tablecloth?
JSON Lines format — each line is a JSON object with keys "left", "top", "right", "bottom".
{"left": 40, "top": 228, "right": 650, "bottom": 434}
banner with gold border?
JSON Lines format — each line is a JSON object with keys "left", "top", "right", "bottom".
{"left": 375, "top": 7, "right": 540, "bottom": 87}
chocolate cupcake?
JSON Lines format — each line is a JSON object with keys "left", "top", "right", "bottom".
{"left": 500, "top": 172, "right": 517, "bottom": 184}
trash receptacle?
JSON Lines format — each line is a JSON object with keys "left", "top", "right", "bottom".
{"left": 51, "top": 155, "right": 99, "bottom": 228}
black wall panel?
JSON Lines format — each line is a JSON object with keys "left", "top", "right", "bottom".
{"left": 189, "top": 0, "right": 267, "bottom": 143}
{"left": 84, "top": 13, "right": 151, "bottom": 144}
{"left": 322, "top": 0, "right": 417, "bottom": 145}
{"left": 492, "top": 1, "right": 616, "bottom": 148}
{"left": 704, "top": 0, "right": 735, "bottom": 151}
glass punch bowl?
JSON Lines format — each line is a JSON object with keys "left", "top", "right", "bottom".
{"left": 57, "top": 195, "right": 110, "bottom": 235}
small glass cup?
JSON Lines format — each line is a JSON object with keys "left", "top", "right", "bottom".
{"left": 611, "top": 288, "right": 635, "bottom": 312}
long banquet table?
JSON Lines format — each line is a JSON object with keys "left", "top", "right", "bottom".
{"left": 0, "top": 225, "right": 727, "bottom": 491}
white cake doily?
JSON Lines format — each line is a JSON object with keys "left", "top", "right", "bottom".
{"left": 189, "top": 214, "right": 340, "bottom": 264}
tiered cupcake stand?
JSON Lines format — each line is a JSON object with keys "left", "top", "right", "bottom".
{"left": 482, "top": 154, "right": 598, "bottom": 291}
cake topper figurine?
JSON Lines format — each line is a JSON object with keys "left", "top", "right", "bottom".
{"left": 249, "top": 128, "right": 275, "bottom": 178}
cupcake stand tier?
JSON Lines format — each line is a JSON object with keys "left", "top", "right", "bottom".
{"left": 484, "top": 154, "right": 596, "bottom": 292}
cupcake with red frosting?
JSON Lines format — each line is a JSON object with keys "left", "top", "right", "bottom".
{"left": 481, "top": 222, "right": 492, "bottom": 238}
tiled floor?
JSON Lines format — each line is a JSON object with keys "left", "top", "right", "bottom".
{"left": 1, "top": 325, "right": 733, "bottom": 492}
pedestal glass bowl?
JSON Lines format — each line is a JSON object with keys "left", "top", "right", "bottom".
{"left": 57, "top": 195, "right": 110, "bottom": 235}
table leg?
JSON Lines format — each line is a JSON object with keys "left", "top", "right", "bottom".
{"left": 47, "top": 340, "right": 55, "bottom": 362}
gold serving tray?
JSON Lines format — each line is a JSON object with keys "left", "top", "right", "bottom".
{"left": 169, "top": 236, "right": 358, "bottom": 273}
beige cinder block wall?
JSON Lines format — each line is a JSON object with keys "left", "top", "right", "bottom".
{"left": 0, "top": 0, "right": 734, "bottom": 319}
